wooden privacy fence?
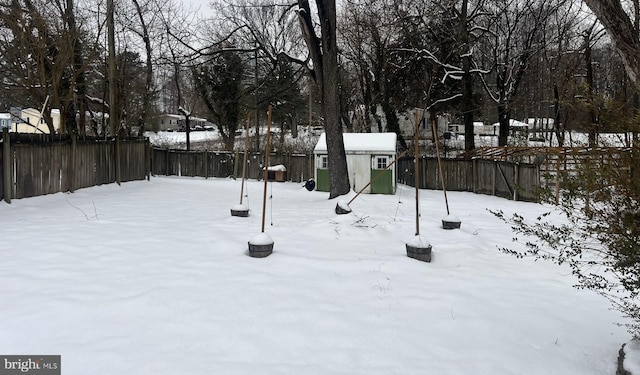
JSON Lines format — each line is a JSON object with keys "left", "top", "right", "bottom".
{"left": 1, "top": 133, "right": 150, "bottom": 202}
{"left": 397, "top": 157, "right": 541, "bottom": 202}
{"left": 151, "top": 148, "right": 314, "bottom": 182}
{"left": 152, "top": 148, "right": 541, "bottom": 201}
{"left": 465, "top": 146, "right": 636, "bottom": 203}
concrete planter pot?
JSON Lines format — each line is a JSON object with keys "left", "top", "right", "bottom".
{"left": 442, "top": 214, "right": 461, "bottom": 230}
{"left": 405, "top": 235, "right": 432, "bottom": 263}
{"left": 231, "top": 204, "right": 249, "bottom": 217}
{"left": 248, "top": 233, "right": 274, "bottom": 258}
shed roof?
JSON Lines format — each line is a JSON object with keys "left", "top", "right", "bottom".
{"left": 314, "top": 133, "right": 397, "bottom": 153}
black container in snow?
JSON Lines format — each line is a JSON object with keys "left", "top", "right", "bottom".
{"left": 406, "top": 235, "right": 432, "bottom": 263}
{"left": 442, "top": 214, "right": 461, "bottom": 230}
{"left": 231, "top": 204, "right": 249, "bottom": 217}
{"left": 248, "top": 233, "right": 274, "bottom": 258}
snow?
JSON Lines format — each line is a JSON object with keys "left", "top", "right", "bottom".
{"left": 314, "top": 132, "right": 397, "bottom": 153}
{"left": 406, "top": 234, "right": 431, "bottom": 248}
{"left": 0, "top": 176, "right": 636, "bottom": 374}
{"left": 626, "top": 341, "right": 640, "bottom": 374}
{"left": 443, "top": 214, "right": 461, "bottom": 223}
{"left": 145, "top": 131, "right": 218, "bottom": 145}
{"left": 337, "top": 199, "right": 352, "bottom": 212}
{"left": 248, "top": 232, "right": 274, "bottom": 246}
{"left": 231, "top": 203, "right": 249, "bottom": 211}
{"left": 265, "top": 164, "right": 287, "bottom": 172}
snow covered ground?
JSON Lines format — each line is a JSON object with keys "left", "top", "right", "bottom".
{"left": 1, "top": 176, "right": 637, "bottom": 374}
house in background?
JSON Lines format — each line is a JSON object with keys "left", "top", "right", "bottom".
{"left": 154, "top": 114, "right": 209, "bottom": 131}
{"left": 0, "top": 113, "right": 11, "bottom": 129}
{"left": 13, "top": 108, "right": 61, "bottom": 133}
{"left": 313, "top": 133, "right": 398, "bottom": 195}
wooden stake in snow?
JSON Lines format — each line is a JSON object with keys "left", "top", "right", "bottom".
{"left": 432, "top": 119, "right": 461, "bottom": 230}
{"left": 248, "top": 105, "right": 274, "bottom": 258}
{"left": 414, "top": 111, "right": 420, "bottom": 236}
{"left": 406, "top": 109, "right": 432, "bottom": 262}
{"left": 231, "top": 113, "right": 251, "bottom": 217}
{"left": 261, "top": 106, "right": 272, "bottom": 233}
{"left": 335, "top": 150, "right": 408, "bottom": 214}
{"left": 240, "top": 113, "right": 250, "bottom": 205}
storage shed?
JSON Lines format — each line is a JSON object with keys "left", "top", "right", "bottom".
{"left": 313, "top": 133, "right": 397, "bottom": 194}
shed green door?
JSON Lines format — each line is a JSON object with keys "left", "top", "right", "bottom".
{"left": 315, "top": 154, "right": 330, "bottom": 192}
{"left": 370, "top": 155, "right": 394, "bottom": 194}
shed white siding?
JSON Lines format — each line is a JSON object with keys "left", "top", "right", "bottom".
{"left": 313, "top": 133, "right": 397, "bottom": 194}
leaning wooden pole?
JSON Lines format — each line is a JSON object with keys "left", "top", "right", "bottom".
{"left": 239, "top": 112, "right": 250, "bottom": 205}
{"left": 432, "top": 119, "right": 450, "bottom": 215}
{"left": 347, "top": 150, "right": 408, "bottom": 206}
{"left": 261, "top": 105, "right": 272, "bottom": 233}
{"left": 414, "top": 111, "right": 420, "bottom": 236}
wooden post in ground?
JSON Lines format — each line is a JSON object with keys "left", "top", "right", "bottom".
{"left": 261, "top": 105, "right": 273, "bottom": 233}
{"left": 115, "top": 136, "right": 121, "bottom": 185}
{"left": 69, "top": 132, "right": 76, "bottom": 193}
{"left": 2, "top": 128, "right": 11, "bottom": 203}
{"left": 204, "top": 150, "right": 209, "bottom": 179}
{"left": 414, "top": 111, "right": 420, "bottom": 236}
{"left": 147, "top": 144, "right": 152, "bottom": 180}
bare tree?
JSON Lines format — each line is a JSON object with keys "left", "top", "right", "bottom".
{"left": 201, "top": 0, "right": 350, "bottom": 197}
{"left": 296, "top": 0, "right": 350, "bottom": 197}
{"left": 583, "top": 0, "right": 640, "bottom": 87}
{"left": 0, "top": 0, "right": 96, "bottom": 134}
{"left": 478, "top": 0, "right": 565, "bottom": 146}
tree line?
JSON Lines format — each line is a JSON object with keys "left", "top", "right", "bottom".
{"left": 2, "top": 0, "right": 639, "bottom": 143}
{"left": 1, "top": 0, "right": 639, "bottom": 187}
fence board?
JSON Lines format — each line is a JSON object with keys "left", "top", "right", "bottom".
{"left": 2, "top": 137, "right": 148, "bottom": 201}
{"left": 0, "top": 141, "right": 3, "bottom": 200}
{"left": 397, "top": 157, "right": 540, "bottom": 202}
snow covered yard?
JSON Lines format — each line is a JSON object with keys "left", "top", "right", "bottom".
{"left": 0, "top": 176, "right": 635, "bottom": 374}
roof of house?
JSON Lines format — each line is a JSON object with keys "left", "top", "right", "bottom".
{"left": 314, "top": 132, "right": 397, "bottom": 153}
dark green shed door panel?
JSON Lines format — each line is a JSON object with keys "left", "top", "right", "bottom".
{"left": 370, "top": 169, "right": 393, "bottom": 194}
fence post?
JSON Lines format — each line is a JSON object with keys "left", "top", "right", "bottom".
{"left": 147, "top": 144, "right": 152, "bottom": 180}
{"left": 233, "top": 150, "right": 239, "bottom": 179}
{"left": 165, "top": 149, "right": 169, "bottom": 176}
{"left": 555, "top": 156, "right": 560, "bottom": 204}
{"left": 472, "top": 158, "right": 477, "bottom": 193}
{"left": 513, "top": 162, "right": 519, "bottom": 201}
{"left": 2, "top": 128, "right": 11, "bottom": 203}
{"left": 69, "top": 132, "right": 76, "bottom": 193}
{"left": 492, "top": 161, "right": 497, "bottom": 197}
{"left": 204, "top": 150, "right": 209, "bottom": 179}
{"left": 115, "top": 136, "right": 121, "bottom": 185}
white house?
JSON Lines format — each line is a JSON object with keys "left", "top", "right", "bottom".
{"left": 314, "top": 133, "right": 398, "bottom": 194}
{"left": 154, "top": 114, "right": 209, "bottom": 131}
{"left": 14, "top": 108, "right": 62, "bottom": 134}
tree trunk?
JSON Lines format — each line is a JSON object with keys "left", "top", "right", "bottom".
{"left": 553, "top": 83, "right": 564, "bottom": 147}
{"left": 583, "top": 0, "right": 640, "bottom": 85}
{"left": 133, "top": 0, "right": 153, "bottom": 137}
{"left": 585, "top": 34, "right": 598, "bottom": 147}
{"left": 460, "top": 0, "right": 475, "bottom": 152}
{"left": 107, "top": 0, "right": 118, "bottom": 136}
{"left": 299, "top": 0, "right": 350, "bottom": 198}
{"left": 498, "top": 104, "right": 509, "bottom": 146}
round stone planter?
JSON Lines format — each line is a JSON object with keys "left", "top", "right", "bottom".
{"left": 442, "top": 214, "right": 461, "bottom": 230}
{"left": 406, "top": 244, "right": 432, "bottom": 262}
{"left": 405, "top": 235, "right": 432, "bottom": 263}
{"left": 335, "top": 200, "right": 352, "bottom": 215}
{"left": 248, "top": 233, "right": 274, "bottom": 258}
{"left": 231, "top": 204, "right": 249, "bottom": 217}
